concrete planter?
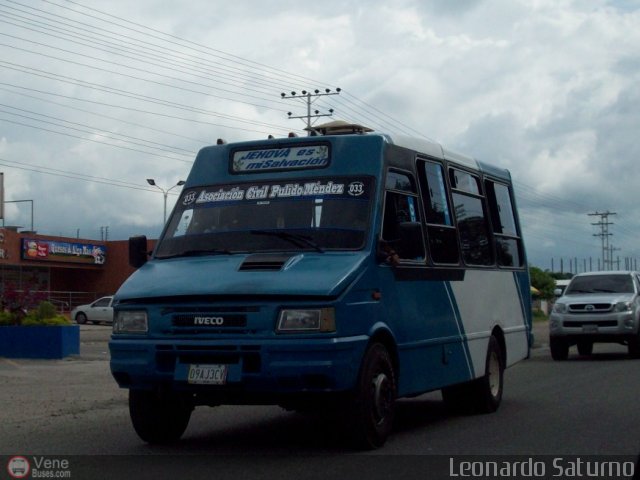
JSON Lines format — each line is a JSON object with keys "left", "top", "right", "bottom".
{"left": 0, "top": 325, "right": 80, "bottom": 359}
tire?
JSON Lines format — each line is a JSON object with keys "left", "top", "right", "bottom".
{"left": 75, "top": 313, "right": 87, "bottom": 324}
{"left": 347, "top": 343, "right": 396, "bottom": 449}
{"left": 442, "top": 335, "right": 504, "bottom": 414}
{"left": 129, "top": 390, "right": 193, "bottom": 444}
{"left": 577, "top": 341, "right": 593, "bottom": 356}
{"left": 474, "top": 335, "right": 504, "bottom": 413}
{"left": 628, "top": 333, "right": 640, "bottom": 359}
{"left": 550, "top": 337, "right": 569, "bottom": 361}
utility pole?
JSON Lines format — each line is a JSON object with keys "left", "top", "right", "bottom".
{"left": 281, "top": 88, "right": 340, "bottom": 134}
{"left": 589, "top": 211, "right": 616, "bottom": 270}
{"left": 609, "top": 245, "right": 620, "bottom": 270}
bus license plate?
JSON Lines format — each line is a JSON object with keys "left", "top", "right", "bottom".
{"left": 187, "top": 364, "right": 228, "bottom": 385}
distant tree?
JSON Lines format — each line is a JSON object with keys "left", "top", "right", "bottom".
{"left": 529, "top": 266, "right": 556, "bottom": 300}
{"left": 548, "top": 271, "right": 573, "bottom": 280}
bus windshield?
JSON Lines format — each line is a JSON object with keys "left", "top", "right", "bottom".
{"left": 155, "top": 176, "right": 373, "bottom": 258}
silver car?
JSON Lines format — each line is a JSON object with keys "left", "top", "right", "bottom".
{"left": 71, "top": 296, "right": 114, "bottom": 325}
{"left": 549, "top": 271, "right": 640, "bottom": 360}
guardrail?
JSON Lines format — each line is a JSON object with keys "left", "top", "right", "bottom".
{"left": 46, "top": 291, "right": 107, "bottom": 312}
{"left": 0, "top": 290, "right": 112, "bottom": 313}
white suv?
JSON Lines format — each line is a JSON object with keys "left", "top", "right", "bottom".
{"left": 549, "top": 271, "right": 640, "bottom": 360}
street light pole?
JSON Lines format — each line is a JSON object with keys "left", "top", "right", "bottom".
{"left": 2, "top": 199, "right": 34, "bottom": 231}
{"left": 146, "top": 179, "right": 185, "bottom": 224}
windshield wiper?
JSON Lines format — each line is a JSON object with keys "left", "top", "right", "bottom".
{"left": 156, "top": 248, "right": 233, "bottom": 259}
{"left": 250, "top": 230, "right": 325, "bottom": 253}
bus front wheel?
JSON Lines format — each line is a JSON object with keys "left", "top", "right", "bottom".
{"left": 129, "top": 390, "right": 193, "bottom": 444}
{"left": 347, "top": 342, "right": 397, "bottom": 449}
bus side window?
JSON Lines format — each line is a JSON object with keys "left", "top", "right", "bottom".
{"left": 450, "top": 168, "right": 493, "bottom": 266}
{"left": 417, "top": 160, "right": 460, "bottom": 264}
{"left": 382, "top": 170, "right": 425, "bottom": 262}
{"left": 485, "top": 180, "right": 524, "bottom": 267}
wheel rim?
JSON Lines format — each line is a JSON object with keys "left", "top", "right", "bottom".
{"left": 487, "top": 351, "right": 501, "bottom": 398}
{"left": 372, "top": 372, "right": 392, "bottom": 423}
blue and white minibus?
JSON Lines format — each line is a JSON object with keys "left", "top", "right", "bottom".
{"left": 110, "top": 122, "right": 532, "bottom": 449}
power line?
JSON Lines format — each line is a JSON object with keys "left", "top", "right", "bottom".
{"left": 46, "top": 0, "right": 323, "bottom": 88}
{"left": 0, "top": 0, "right": 422, "bottom": 136}
{"left": 4, "top": 0, "right": 421, "bottom": 134}
{"left": 0, "top": 156, "right": 178, "bottom": 192}
{"left": 0, "top": 11, "right": 295, "bottom": 95}
{"left": 1, "top": 0, "right": 304, "bottom": 91}
{"left": 0, "top": 103, "right": 196, "bottom": 156}
{"left": 0, "top": 62, "right": 297, "bottom": 135}
{"left": 281, "top": 89, "right": 340, "bottom": 132}
{"left": 0, "top": 85, "right": 212, "bottom": 145}
{"left": 0, "top": 82, "right": 293, "bottom": 136}
{"left": 0, "top": 116, "right": 193, "bottom": 162}
{"left": 0, "top": 33, "right": 292, "bottom": 111}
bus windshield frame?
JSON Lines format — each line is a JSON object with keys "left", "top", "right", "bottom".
{"left": 155, "top": 175, "right": 374, "bottom": 258}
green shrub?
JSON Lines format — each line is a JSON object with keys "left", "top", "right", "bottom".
{"left": 35, "top": 301, "right": 58, "bottom": 320}
{"left": 532, "top": 309, "right": 548, "bottom": 322}
{"left": 21, "top": 315, "right": 71, "bottom": 326}
{"left": 0, "top": 300, "right": 72, "bottom": 326}
{"left": 0, "top": 310, "right": 17, "bottom": 326}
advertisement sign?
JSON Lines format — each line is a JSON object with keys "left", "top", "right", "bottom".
{"left": 21, "top": 239, "right": 106, "bottom": 265}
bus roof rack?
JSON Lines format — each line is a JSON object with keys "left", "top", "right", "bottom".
{"left": 305, "top": 120, "right": 374, "bottom": 136}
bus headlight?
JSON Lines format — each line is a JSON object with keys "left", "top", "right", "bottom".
{"left": 114, "top": 310, "right": 148, "bottom": 333}
{"left": 277, "top": 308, "right": 335, "bottom": 333}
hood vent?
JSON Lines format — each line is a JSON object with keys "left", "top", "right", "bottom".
{"left": 239, "top": 254, "right": 294, "bottom": 271}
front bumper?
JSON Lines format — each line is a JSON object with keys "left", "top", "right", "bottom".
{"left": 549, "top": 311, "right": 638, "bottom": 342}
{"left": 109, "top": 335, "right": 368, "bottom": 398}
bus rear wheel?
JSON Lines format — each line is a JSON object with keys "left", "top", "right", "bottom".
{"left": 346, "top": 343, "right": 396, "bottom": 449}
{"left": 442, "top": 335, "right": 504, "bottom": 414}
{"left": 129, "top": 390, "right": 193, "bottom": 444}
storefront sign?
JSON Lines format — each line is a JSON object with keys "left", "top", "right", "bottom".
{"left": 21, "top": 239, "right": 106, "bottom": 265}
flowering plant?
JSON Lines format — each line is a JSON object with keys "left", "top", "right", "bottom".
{"left": 0, "top": 280, "right": 69, "bottom": 326}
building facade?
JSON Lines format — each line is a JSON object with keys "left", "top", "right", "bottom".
{"left": 0, "top": 227, "right": 149, "bottom": 310}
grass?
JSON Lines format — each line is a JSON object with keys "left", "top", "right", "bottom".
{"left": 532, "top": 309, "right": 549, "bottom": 322}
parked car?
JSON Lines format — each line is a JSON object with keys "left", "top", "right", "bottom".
{"left": 554, "top": 279, "right": 571, "bottom": 297}
{"left": 549, "top": 271, "right": 640, "bottom": 360}
{"left": 71, "top": 296, "right": 114, "bottom": 325}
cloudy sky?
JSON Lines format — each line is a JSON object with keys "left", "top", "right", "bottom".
{"left": 1, "top": 0, "right": 639, "bottom": 270}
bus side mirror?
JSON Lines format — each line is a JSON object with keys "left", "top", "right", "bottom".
{"left": 397, "top": 222, "right": 424, "bottom": 260}
{"left": 129, "top": 235, "right": 149, "bottom": 268}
